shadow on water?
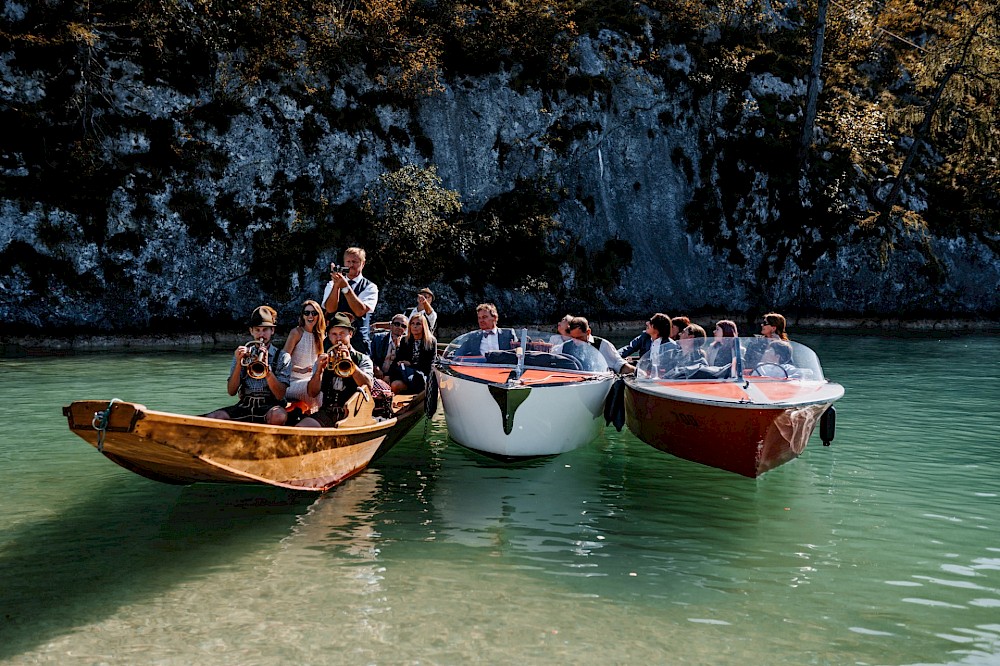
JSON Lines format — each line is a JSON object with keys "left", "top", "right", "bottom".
{"left": 0, "top": 478, "right": 315, "bottom": 660}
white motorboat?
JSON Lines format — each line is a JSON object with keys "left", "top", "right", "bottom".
{"left": 433, "top": 329, "right": 616, "bottom": 458}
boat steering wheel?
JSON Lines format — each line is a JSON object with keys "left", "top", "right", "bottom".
{"left": 751, "top": 362, "right": 789, "bottom": 378}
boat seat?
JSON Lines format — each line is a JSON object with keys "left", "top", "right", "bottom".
{"left": 484, "top": 350, "right": 583, "bottom": 370}
{"left": 664, "top": 363, "right": 732, "bottom": 380}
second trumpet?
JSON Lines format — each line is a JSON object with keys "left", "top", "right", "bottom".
{"left": 242, "top": 339, "right": 270, "bottom": 379}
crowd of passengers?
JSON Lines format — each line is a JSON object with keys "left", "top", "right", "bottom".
{"left": 451, "top": 309, "right": 803, "bottom": 381}
{"left": 204, "top": 246, "right": 802, "bottom": 426}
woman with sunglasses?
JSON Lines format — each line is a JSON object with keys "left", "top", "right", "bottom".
{"left": 389, "top": 312, "right": 437, "bottom": 394}
{"left": 746, "top": 312, "right": 790, "bottom": 368}
{"left": 760, "top": 312, "right": 789, "bottom": 340}
{"left": 283, "top": 300, "right": 327, "bottom": 413}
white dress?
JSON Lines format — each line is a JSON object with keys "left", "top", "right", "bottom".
{"left": 286, "top": 328, "right": 321, "bottom": 411}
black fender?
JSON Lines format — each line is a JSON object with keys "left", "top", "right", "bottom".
{"left": 820, "top": 405, "right": 836, "bottom": 446}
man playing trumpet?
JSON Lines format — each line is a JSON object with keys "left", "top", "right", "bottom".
{"left": 297, "top": 312, "right": 375, "bottom": 428}
{"left": 204, "top": 305, "right": 292, "bottom": 424}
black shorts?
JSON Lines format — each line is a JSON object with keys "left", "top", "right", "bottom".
{"left": 308, "top": 406, "right": 347, "bottom": 427}
{"left": 212, "top": 396, "right": 285, "bottom": 423}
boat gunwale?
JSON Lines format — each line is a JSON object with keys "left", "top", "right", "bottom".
{"left": 623, "top": 376, "right": 845, "bottom": 409}
{"left": 435, "top": 359, "right": 616, "bottom": 388}
{"left": 65, "top": 399, "right": 427, "bottom": 438}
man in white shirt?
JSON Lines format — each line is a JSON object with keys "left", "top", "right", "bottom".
{"left": 321, "top": 247, "right": 379, "bottom": 355}
{"left": 566, "top": 316, "right": 635, "bottom": 374}
{"left": 453, "top": 303, "right": 517, "bottom": 356}
{"left": 405, "top": 287, "right": 437, "bottom": 332}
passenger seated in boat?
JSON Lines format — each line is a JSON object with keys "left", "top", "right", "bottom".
{"left": 745, "top": 312, "right": 791, "bottom": 366}
{"left": 283, "top": 300, "right": 326, "bottom": 414}
{"left": 706, "top": 320, "right": 739, "bottom": 366}
{"left": 203, "top": 305, "right": 293, "bottom": 425}
{"left": 548, "top": 314, "right": 573, "bottom": 346}
{"left": 452, "top": 303, "right": 519, "bottom": 357}
{"left": 659, "top": 324, "right": 709, "bottom": 379}
{"left": 372, "top": 314, "right": 407, "bottom": 381}
{"left": 565, "top": 316, "right": 635, "bottom": 374}
{"left": 297, "top": 313, "right": 375, "bottom": 427}
{"left": 618, "top": 313, "right": 675, "bottom": 359}
{"left": 670, "top": 316, "right": 691, "bottom": 341}
{"left": 751, "top": 340, "right": 810, "bottom": 378}
{"left": 389, "top": 312, "right": 436, "bottom": 394}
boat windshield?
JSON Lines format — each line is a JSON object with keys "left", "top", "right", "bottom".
{"left": 441, "top": 329, "right": 610, "bottom": 373}
{"left": 635, "top": 336, "right": 826, "bottom": 381}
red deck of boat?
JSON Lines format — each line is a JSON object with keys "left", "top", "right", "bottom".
{"left": 447, "top": 365, "right": 595, "bottom": 385}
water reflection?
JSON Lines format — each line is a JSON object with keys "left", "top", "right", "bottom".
{"left": 0, "top": 480, "right": 311, "bottom": 660}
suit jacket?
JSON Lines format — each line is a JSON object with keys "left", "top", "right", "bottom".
{"left": 454, "top": 328, "right": 517, "bottom": 357}
{"left": 370, "top": 331, "right": 396, "bottom": 371}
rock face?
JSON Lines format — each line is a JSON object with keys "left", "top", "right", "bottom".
{"left": 1, "top": 29, "right": 997, "bottom": 336}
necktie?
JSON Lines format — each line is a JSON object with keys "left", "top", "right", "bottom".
{"left": 484, "top": 330, "right": 495, "bottom": 336}
{"left": 383, "top": 340, "right": 396, "bottom": 374}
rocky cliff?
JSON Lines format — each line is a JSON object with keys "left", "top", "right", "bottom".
{"left": 1, "top": 22, "right": 997, "bottom": 336}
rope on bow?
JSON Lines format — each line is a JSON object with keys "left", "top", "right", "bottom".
{"left": 91, "top": 398, "right": 123, "bottom": 453}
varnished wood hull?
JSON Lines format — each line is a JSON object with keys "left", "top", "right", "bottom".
{"left": 63, "top": 395, "right": 425, "bottom": 491}
{"left": 624, "top": 378, "right": 843, "bottom": 478}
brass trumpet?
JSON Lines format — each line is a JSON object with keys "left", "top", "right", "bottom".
{"left": 242, "top": 339, "right": 270, "bottom": 379}
{"left": 330, "top": 345, "right": 356, "bottom": 378}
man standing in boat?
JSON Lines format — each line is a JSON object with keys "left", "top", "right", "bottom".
{"left": 203, "top": 305, "right": 292, "bottom": 425}
{"left": 297, "top": 313, "right": 375, "bottom": 427}
{"left": 566, "top": 316, "right": 636, "bottom": 375}
{"left": 321, "top": 247, "right": 379, "bottom": 355}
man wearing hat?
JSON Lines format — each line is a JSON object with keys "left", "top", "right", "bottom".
{"left": 204, "top": 305, "right": 293, "bottom": 424}
{"left": 405, "top": 287, "right": 437, "bottom": 332}
{"left": 297, "top": 312, "right": 375, "bottom": 428}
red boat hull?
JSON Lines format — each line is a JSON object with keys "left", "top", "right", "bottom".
{"left": 624, "top": 384, "right": 834, "bottom": 477}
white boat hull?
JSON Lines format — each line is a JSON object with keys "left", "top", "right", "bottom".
{"left": 435, "top": 368, "right": 614, "bottom": 457}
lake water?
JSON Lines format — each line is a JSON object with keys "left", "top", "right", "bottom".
{"left": 1, "top": 333, "right": 999, "bottom": 665}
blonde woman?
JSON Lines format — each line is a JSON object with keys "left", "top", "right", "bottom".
{"left": 283, "top": 300, "right": 326, "bottom": 412}
{"left": 389, "top": 311, "right": 437, "bottom": 394}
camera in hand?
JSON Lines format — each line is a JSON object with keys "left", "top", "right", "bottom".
{"left": 330, "top": 263, "right": 350, "bottom": 274}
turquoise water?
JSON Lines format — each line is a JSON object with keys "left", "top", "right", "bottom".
{"left": 1, "top": 334, "right": 999, "bottom": 665}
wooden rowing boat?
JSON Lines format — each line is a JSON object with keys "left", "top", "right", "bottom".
{"left": 63, "top": 389, "right": 426, "bottom": 491}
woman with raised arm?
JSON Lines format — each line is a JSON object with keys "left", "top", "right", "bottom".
{"left": 283, "top": 299, "right": 327, "bottom": 413}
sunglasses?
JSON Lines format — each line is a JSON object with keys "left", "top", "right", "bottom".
{"left": 391, "top": 322, "right": 407, "bottom": 328}
{"left": 761, "top": 320, "right": 772, "bottom": 326}
{"left": 302, "top": 310, "right": 318, "bottom": 317}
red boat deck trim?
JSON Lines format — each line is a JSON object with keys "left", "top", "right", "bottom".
{"left": 632, "top": 378, "right": 842, "bottom": 408}
{"left": 447, "top": 365, "right": 595, "bottom": 385}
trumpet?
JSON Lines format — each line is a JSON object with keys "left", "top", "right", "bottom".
{"left": 242, "top": 339, "right": 269, "bottom": 379}
{"left": 330, "top": 345, "right": 356, "bottom": 378}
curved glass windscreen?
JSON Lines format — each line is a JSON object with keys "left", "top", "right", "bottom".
{"left": 635, "top": 336, "right": 825, "bottom": 381}
{"left": 441, "top": 329, "right": 610, "bottom": 373}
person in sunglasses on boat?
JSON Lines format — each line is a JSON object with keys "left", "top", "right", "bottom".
{"left": 745, "top": 312, "right": 791, "bottom": 367}
{"left": 453, "top": 303, "right": 520, "bottom": 357}
{"left": 297, "top": 313, "right": 375, "bottom": 427}
{"left": 371, "top": 313, "right": 408, "bottom": 381}
{"left": 282, "top": 299, "right": 327, "bottom": 415}
{"left": 565, "top": 316, "right": 636, "bottom": 374}
{"left": 203, "top": 305, "right": 293, "bottom": 425}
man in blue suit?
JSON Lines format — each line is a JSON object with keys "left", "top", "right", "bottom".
{"left": 454, "top": 303, "right": 518, "bottom": 356}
